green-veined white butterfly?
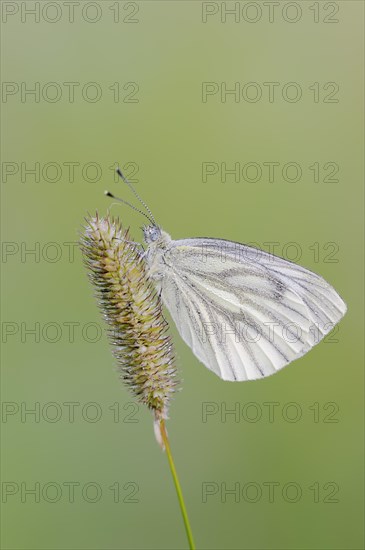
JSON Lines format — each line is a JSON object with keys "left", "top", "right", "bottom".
{"left": 106, "top": 169, "right": 347, "bottom": 382}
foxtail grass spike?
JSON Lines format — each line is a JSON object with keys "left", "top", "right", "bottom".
{"left": 80, "top": 215, "right": 178, "bottom": 431}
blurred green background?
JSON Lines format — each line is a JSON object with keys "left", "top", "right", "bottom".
{"left": 1, "top": 1, "right": 364, "bottom": 549}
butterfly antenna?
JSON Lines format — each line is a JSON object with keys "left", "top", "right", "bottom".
{"left": 105, "top": 191, "right": 155, "bottom": 225}
{"left": 116, "top": 168, "right": 157, "bottom": 226}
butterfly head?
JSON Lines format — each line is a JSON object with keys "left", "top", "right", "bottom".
{"left": 143, "top": 225, "right": 162, "bottom": 244}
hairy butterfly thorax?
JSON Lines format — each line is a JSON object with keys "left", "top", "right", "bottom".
{"left": 144, "top": 226, "right": 173, "bottom": 282}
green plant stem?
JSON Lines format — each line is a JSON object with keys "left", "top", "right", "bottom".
{"left": 159, "top": 419, "right": 196, "bottom": 550}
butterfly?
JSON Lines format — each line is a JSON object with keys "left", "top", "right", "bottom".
{"left": 106, "top": 169, "right": 347, "bottom": 382}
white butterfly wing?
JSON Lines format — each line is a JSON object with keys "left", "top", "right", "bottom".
{"left": 153, "top": 237, "right": 347, "bottom": 382}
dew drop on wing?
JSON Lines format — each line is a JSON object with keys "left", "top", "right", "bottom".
{"left": 273, "top": 278, "right": 286, "bottom": 301}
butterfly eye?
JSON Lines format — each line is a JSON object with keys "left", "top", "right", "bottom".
{"left": 143, "top": 226, "right": 161, "bottom": 243}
